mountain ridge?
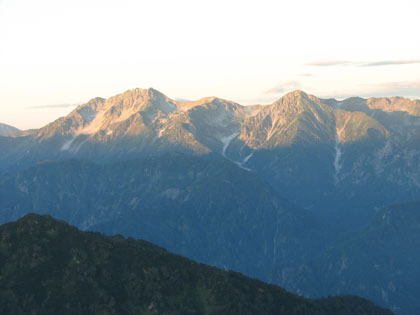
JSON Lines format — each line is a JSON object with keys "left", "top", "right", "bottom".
{"left": 10, "top": 88, "right": 420, "bottom": 141}
{"left": 0, "top": 123, "right": 20, "bottom": 136}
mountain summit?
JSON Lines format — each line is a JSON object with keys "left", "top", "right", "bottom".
{"left": 35, "top": 88, "right": 176, "bottom": 140}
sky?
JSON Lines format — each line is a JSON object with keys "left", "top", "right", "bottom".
{"left": 1, "top": 0, "right": 420, "bottom": 130}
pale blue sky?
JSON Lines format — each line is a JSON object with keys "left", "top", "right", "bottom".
{"left": 1, "top": 0, "right": 420, "bottom": 129}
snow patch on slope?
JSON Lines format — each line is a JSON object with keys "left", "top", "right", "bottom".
{"left": 115, "top": 107, "right": 141, "bottom": 123}
{"left": 78, "top": 110, "right": 107, "bottom": 135}
{"left": 374, "top": 140, "right": 392, "bottom": 175}
{"left": 333, "top": 134, "right": 343, "bottom": 183}
{"left": 220, "top": 131, "right": 253, "bottom": 171}
{"left": 77, "top": 107, "right": 98, "bottom": 122}
{"left": 61, "top": 136, "right": 77, "bottom": 151}
{"left": 233, "top": 152, "right": 254, "bottom": 171}
{"left": 220, "top": 132, "right": 240, "bottom": 157}
{"left": 242, "top": 152, "right": 254, "bottom": 165}
{"left": 60, "top": 135, "right": 89, "bottom": 153}
{"left": 71, "top": 137, "right": 89, "bottom": 154}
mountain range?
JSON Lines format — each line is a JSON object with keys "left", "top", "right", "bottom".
{"left": 2, "top": 88, "right": 420, "bottom": 229}
{"left": 1, "top": 87, "right": 420, "bottom": 313}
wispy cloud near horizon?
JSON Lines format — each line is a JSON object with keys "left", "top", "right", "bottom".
{"left": 367, "top": 80, "right": 420, "bottom": 97}
{"left": 305, "top": 60, "right": 354, "bottom": 67}
{"left": 361, "top": 60, "right": 420, "bottom": 67}
{"left": 265, "top": 81, "right": 302, "bottom": 94}
{"left": 27, "top": 103, "right": 80, "bottom": 109}
{"left": 319, "top": 80, "right": 420, "bottom": 100}
{"left": 305, "top": 59, "right": 420, "bottom": 67}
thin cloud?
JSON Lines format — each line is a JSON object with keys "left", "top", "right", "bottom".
{"left": 365, "top": 80, "right": 420, "bottom": 97}
{"left": 265, "top": 81, "right": 302, "bottom": 94}
{"left": 319, "top": 80, "right": 420, "bottom": 100}
{"left": 298, "top": 73, "right": 313, "bottom": 77}
{"left": 361, "top": 59, "right": 420, "bottom": 67}
{"left": 305, "top": 60, "right": 355, "bottom": 67}
{"left": 306, "top": 59, "right": 420, "bottom": 67}
{"left": 27, "top": 103, "right": 80, "bottom": 109}
{"left": 235, "top": 94, "right": 284, "bottom": 105}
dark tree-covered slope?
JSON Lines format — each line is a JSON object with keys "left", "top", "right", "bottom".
{"left": 0, "top": 214, "right": 392, "bottom": 315}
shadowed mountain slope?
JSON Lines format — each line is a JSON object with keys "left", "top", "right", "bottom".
{"left": 0, "top": 153, "right": 331, "bottom": 284}
{"left": 286, "top": 200, "right": 420, "bottom": 314}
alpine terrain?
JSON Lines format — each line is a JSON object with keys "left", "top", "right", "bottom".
{"left": 1, "top": 87, "right": 419, "bottom": 313}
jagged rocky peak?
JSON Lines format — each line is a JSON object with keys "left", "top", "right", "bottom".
{"left": 320, "top": 96, "right": 363, "bottom": 109}
{"left": 72, "top": 97, "right": 106, "bottom": 123}
{"left": 334, "top": 109, "right": 388, "bottom": 143}
{"left": 366, "top": 96, "right": 420, "bottom": 116}
{"left": 239, "top": 90, "right": 339, "bottom": 149}
{"left": 175, "top": 96, "right": 254, "bottom": 131}
{"left": 269, "top": 90, "right": 330, "bottom": 115}
{"left": 284, "top": 89, "right": 310, "bottom": 98}
{"left": 38, "top": 88, "right": 181, "bottom": 138}
{"left": 331, "top": 95, "right": 420, "bottom": 117}
{"left": 104, "top": 88, "right": 177, "bottom": 113}
{"left": 72, "top": 88, "right": 177, "bottom": 124}
{"left": 269, "top": 90, "right": 335, "bottom": 124}
{"left": 278, "top": 90, "right": 316, "bottom": 102}
{"left": 176, "top": 95, "right": 242, "bottom": 113}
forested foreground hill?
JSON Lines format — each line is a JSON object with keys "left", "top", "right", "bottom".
{"left": 0, "top": 214, "right": 392, "bottom": 315}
